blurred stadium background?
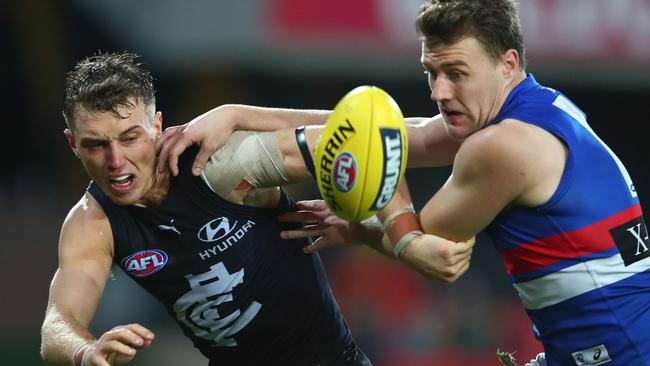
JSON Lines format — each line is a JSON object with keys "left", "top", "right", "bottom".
{"left": 1, "top": 0, "right": 649, "bottom": 365}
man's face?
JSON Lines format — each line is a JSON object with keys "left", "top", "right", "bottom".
{"left": 421, "top": 37, "right": 510, "bottom": 139}
{"left": 66, "top": 101, "right": 162, "bottom": 206}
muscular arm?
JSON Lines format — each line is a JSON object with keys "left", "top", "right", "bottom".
{"left": 378, "top": 120, "right": 566, "bottom": 280}
{"left": 41, "top": 194, "right": 154, "bottom": 365}
{"left": 41, "top": 194, "right": 114, "bottom": 364}
{"left": 204, "top": 114, "right": 462, "bottom": 207}
{"left": 258, "top": 114, "right": 462, "bottom": 183}
{"left": 419, "top": 120, "right": 566, "bottom": 241}
{"left": 158, "top": 101, "right": 460, "bottom": 176}
{"left": 220, "top": 104, "right": 331, "bottom": 130}
{"left": 157, "top": 104, "right": 331, "bottom": 176}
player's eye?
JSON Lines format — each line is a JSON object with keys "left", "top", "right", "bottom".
{"left": 121, "top": 135, "right": 140, "bottom": 144}
{"left": 449, "top": 71, "right": 463, "bottom": 81}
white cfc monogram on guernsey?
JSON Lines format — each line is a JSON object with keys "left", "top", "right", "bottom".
{"left": 173, "top": 262, "right": 262, "bottom": 347}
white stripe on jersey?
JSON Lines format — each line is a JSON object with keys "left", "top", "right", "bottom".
{"left": 514, "top": 254, "right": 650, "bottom": 310}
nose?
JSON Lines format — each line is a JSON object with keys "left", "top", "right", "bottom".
{"left": 106, "top": 141, "right": 125, "bottom": 170}
{"left": 430, "top": 75, "right": 453, "bottom": 102}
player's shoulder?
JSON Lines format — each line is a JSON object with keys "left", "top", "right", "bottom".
{"left": 59, "top": 192, "right": 114, "bottom": 265}
{"left": 454, "top": 119, "right": 553, "bottom": 182}
{"left": 61, "top": 192, "right": 112, "bottom": 242}
{"left": 458, "top": 120, "right": 525, "bottom": 164}
{"left": 65, "top": 191, "right": 108, "bottom": 221}
{"left": 461, "top": 119, "right": 554, "bottom": 159}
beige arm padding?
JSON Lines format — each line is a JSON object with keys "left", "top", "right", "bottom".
{"left": 201, "top": 131, "right": 289, "bottom": 203}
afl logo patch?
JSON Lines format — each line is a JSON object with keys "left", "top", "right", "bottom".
{"left": 332, "top": 152, "right": 357, "bottom": 193}
{"left": 121, "top": 249, "right": 168, "bottom": 277}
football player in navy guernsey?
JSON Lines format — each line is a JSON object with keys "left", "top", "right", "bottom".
{"left": 39, "top": 52, "right": 373, "bottom": 366}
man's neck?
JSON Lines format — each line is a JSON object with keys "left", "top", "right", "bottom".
{"left": 134, "top": 170, "right": 171, "bottom": 207}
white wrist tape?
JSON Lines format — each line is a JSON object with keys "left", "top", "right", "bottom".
{"left": 72, "top": 343, "right": 90, "bottom": 366}
{"left": 393, "top": 230, "right": 423, "bottom": 258}
{"left": 381, "top": 207, "right": 416, "bottom": 232}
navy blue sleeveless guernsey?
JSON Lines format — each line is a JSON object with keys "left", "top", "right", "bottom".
{"left": 88, "top": 147, "right": 370, "bottom": 366}
{"left": 486, "top": 75, "right": 650, "bottom": 365}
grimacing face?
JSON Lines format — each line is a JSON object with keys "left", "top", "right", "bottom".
{"left": 65, "top": 101, "right": 162, "bottom": 206}
{"left": 421, "top": 37, "right": 515, "bottom": 139}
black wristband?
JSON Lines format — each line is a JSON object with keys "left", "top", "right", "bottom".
{"left": 295, "top": 126, "right": 316, "bottom": 178}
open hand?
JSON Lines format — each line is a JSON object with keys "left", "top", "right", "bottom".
{"left": 278, "top": 200, "right": 366, "bottom": 253}
{"left": 156, "top": 107, "right": 235, "bottom": 176}
{"left": 80, "top": 323, "right": 154, "bottom": 365}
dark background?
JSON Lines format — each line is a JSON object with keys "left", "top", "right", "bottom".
{"left": 1, "top": 1, "right": 648, "bottom": 365}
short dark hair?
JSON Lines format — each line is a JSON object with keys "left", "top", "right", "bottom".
{"left": 415, "top": 0, "right": 526, "bottom": 70}
{"left": 63, "top": 51, "right": 156, "bottom": 130}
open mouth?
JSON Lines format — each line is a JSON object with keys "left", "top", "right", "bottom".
{"left": 109, "top": 174, "right": 134, "bottom": 192}
{"left": 443, "top": 108, "right": 463, "bottom": 118}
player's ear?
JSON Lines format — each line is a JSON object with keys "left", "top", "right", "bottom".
{"left": 154, "top": 111, "right": 163, "bottom": 136}
{"left": 502, "top": 49, "right": 520, "bottom": 77}
{"left": 64, "top": 128, "right": 80, "bottom": 158}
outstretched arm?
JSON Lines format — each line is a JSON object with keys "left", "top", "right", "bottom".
{"left": 41, "top": 194, "right": 154, "bottom": 365}
{"left": 156, "top": 99, "right": 461, "bottom": 177}
{"left": 156, "top": 104, "right": 331, "bottom": 176}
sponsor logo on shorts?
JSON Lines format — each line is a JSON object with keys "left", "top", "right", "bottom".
{"left": 332, "top": 152, "right": 357, "bottom": 193}
{"left": 370, "top": 128, "right": 403, "bottom": 210}
{"left": 610, "top": 215, "right": 650, "bottom": 266}
{"left": 122, "top": 249, "right": 168, "bottom": 277}
{"left": 571, "top": 344, "right": 612, "bottom": 365}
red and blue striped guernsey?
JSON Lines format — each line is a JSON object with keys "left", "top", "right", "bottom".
{"left": 485, "top": 74, "right": 650, "bottom": 366}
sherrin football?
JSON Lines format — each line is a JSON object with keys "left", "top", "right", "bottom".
{"left": 314, "top": 86, "right": 408, "bottom": 221}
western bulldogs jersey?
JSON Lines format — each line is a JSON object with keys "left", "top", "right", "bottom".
{"left": 486, "top": 74, "right": 650, "bottom": 365}
{"left": 88, "top": 147, "right": 370, "bottom": 366}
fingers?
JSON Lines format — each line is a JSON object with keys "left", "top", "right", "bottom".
{"left": 450, "top": 242, "right": 474, "bottom": 261}
{"left": 105, "top": 325, "right": 152, "bottom": 350}
{"left": 89, "top": 357, "right": 112, "bottom": 366}
{"left": 156, "top": 126, "right": 181, "bottom": 154}
{"left": 102, "top": 339, "right": 137, "bottom": 357}
{"left": 302, "top": 236, "right": 333, "bottom": 254}
{"left": 280, "top": 223, "right": 326, "bottom": 240}
{"left": 277, "top": 210, "right": 321, "bottom": 223}
{"left": 165, "top": 136, "right": 194, "bottom": 177}
{"left": 452, "top": 256, "right": 471, "bottom": 281}
{"left": 88, "top": 324, "right": 155, "bottom": 365}
{"left": 193, "top": 144, "right": 216, "bottom": 176}
{"left": 439, "top": 241, "right": 473, "bottom": 283}
{"left": 295, "top": 200, "right": 329, "bottom": 211}
{"left": 157, "top": 126, "right": 184, "bottom": 175}
{"left": 278, "top": 201, "right": 334, "bottom": 224}
{"left": 122, "top": 323, "right": 155, "bottom": 347}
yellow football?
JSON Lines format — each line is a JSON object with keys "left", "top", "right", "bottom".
{"left": 314, "top": 86, "right": 408, "bottom": 221}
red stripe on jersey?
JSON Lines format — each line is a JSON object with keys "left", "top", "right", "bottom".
{"left": 498, "top": 203, "right": 642, "bottom": 275}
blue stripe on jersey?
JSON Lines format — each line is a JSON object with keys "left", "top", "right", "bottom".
{"left": 526, "top": 268, "right": 650, "bottom": 365}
